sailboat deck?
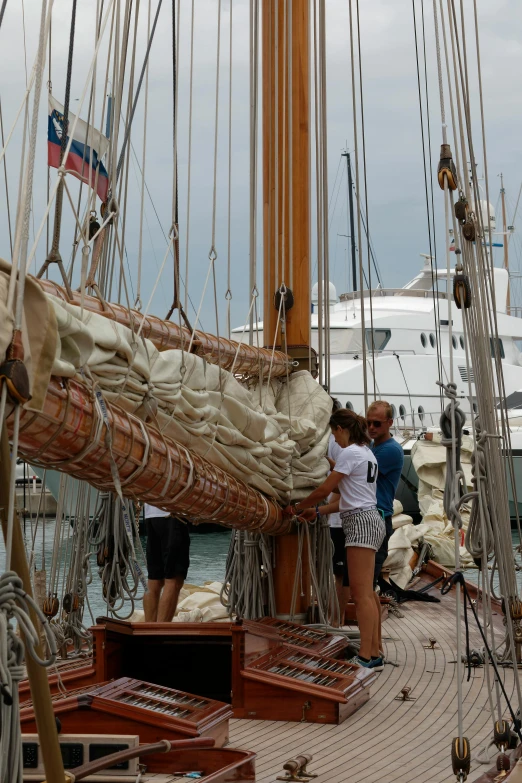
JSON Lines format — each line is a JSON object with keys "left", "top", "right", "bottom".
{"left": 230, "top": 586, "right": 515, "bottom": 783}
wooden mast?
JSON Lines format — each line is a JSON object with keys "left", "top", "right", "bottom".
{"left": 500, "top": 173, "right": 511, "bottom": 313}
{"left": 262, "top": 0, "right": 312, "bottom": 618}
{"left": 262, "top": 0, "right": 310, "bottom": 356}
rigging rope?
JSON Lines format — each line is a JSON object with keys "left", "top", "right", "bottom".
{"left": 115, "top": 0, "right": 163, "bottom": 181}
{"left": 348, "top": 0, "right": 367, "bottom": 409}
{"left": 0, "top": 571, "right": 57, "bottom": 783}
{"left": 354, "top": 0, "right": 376, "bottom": 397}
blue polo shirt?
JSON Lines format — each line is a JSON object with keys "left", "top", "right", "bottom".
{"left": 371, "top": 438, "right": 404, "bottom": 518}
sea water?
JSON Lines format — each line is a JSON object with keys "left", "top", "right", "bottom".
{"left": 0, "top": 519, "right": 231, "bottom": 620}
{"left": 0, "top": 518, "right": 518, "bottom": 619}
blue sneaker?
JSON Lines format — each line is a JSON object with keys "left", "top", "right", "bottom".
{"left": 369, "top": 656, "right": 384, "bottom": 672}
{"left": 347, "top": 655, "right": 373, "bottom": 669}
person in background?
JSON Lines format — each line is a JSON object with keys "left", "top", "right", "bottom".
{"left": 367, "top": 400, "right": 404, "bottom": 659}
{"left": 142, "top": 504, "right": 190, "bottom": 622}
{"left": 288, "top": 409, "right": 385, "bottom": 669}
{"left": 327, "top": 399, "right": 350, "bottom": 626}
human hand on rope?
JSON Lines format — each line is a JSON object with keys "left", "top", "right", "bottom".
{"left": 282, "top": 505, "right": 317, "bottom": 522}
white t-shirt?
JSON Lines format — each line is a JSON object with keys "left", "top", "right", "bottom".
{"left": 333, "top": 444, "right": 378, "bottom": 513}
{"left": 144, "top": 504, "right": 170, "bottom": 519}
{"left": 327, "top": 435, "right": 342, "bottom": 528}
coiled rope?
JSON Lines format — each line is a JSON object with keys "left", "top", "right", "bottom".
{"left": 0, "top": 570, "right": 57, "bottom": 782}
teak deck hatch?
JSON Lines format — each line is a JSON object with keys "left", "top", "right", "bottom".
{"left": 239, "top": 644, "right": 375, "bottom": 724}
{"left": 244, "top": 617, "right": 348, "bottom": 656}
{"left": 20, "top": 677, "right": 232, "bottom": 748}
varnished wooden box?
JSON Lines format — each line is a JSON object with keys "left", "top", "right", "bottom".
{"left": 20, "top": 677, "right": 232, "bottom": 747}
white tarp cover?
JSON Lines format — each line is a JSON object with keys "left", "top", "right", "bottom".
{"left": 410, "top": 435, "right": 475, "bottom": 568}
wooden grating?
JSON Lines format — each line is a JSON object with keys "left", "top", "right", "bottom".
{"left": 92, "top": 679, "right": 222, "bottom": 724}
{"left": 245, "top": 617, "right": 348, "bottom": 656}
{"left": 20, "top": 677, "right": 233, "bottom": 747}
{"left": 243, "top": 644, "right": 374, "bottom": 703}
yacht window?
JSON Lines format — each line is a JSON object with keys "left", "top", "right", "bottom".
{"left": 345, "top": 401, "right": 354, "bottom": 411}
{"left": 391, "top": 404, "right": 397, "bottom": 419}
{"left": 365, "top": 329, "right": 391, "bottom": 352}
{"left": 452, "top": 335, "right": 458, "bottom": 349}
{"left": 497, "top": 392, "right": 522, "bottom": 410}
{"left": 310, "top": 328, "right": 363, "bottom": 355}
{"left": 418, "top": 405, "right": 425, "bottom": 422}
{"left": 460, "top": 336, "right": 465, "bottom": 350}
{"left": 420, "top": 333, "right": 427, "bottom": 348}
{"left": 490, "top": 337, "right": 505, "bottom": 359}
{"left": 399, "top": 404, "right": 406, "bottom": 419}
{"left": 429, "top": 333, "right": 435, "bottom": 348}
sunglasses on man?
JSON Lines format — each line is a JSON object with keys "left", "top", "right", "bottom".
{"left": 367, "top": 420, "right": 383, "bottom": 428}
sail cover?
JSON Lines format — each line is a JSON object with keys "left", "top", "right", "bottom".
{"left": 48, "top": 95, "right": 109, "bottom": 202}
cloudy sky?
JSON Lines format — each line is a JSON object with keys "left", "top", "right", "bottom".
{"left": 1, "top": 0, "right": 521, "bottom": 333}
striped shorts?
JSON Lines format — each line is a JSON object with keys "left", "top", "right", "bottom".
{"left": 340, "top": 507, "right": 386, "bottom": 551}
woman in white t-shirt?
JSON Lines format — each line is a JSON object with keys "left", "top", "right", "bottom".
{"left": 289, "top": 409, "right": 385, "bottom": 669}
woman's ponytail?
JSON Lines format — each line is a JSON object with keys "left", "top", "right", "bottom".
{"left": 329, "top": 409, "right": 371, "bottom": 446}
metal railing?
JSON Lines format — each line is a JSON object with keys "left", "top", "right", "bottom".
{"left": 339, "top": 288, "right": 449, "bottom": 303}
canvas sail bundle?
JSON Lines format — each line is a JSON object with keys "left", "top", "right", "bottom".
{"left": 1, "top": 262, "right": 331, "bottom": 506}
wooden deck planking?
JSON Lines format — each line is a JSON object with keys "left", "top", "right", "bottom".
{"left": 229, "top": 589, "right": 517, "bottom": 783}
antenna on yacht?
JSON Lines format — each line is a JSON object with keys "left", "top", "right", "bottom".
{"left": 341, "top": 151, "right": 357, "bottom": 292}
{"left": 420, "top": 253, "right": 434, "bottom": 268}
{"left": 500, "top": 173, "right": 511, "bottom": 313}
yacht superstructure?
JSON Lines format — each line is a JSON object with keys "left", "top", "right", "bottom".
{"left": 235, "top": 258, "right": 522, "bottom": 429}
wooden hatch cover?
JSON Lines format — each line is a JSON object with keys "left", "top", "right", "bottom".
{"left": 20, "top": 677, "right": 232, "bottom": 748}
{"left": 243, "top": 617, "right": 349, "bottom": 661}
{"left": 238, "top": 644, "right": 375, "bottom": 724}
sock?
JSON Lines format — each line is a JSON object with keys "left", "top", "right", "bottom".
{"left": 358, "top": 655, "right": 370, "bottom": 663}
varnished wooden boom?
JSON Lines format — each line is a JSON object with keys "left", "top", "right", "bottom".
{"left": 38, "top": 277, "right": 292, "bottom": 378}
{"left": 12, "top": 377, "right": 290, "bottom": 534}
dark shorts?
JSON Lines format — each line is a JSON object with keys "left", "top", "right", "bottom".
{"left": 146, "top": 516, "right": 190, "bottom": 581}
{"left": 330, "top": 527, "right": 349, "bottom": 587}
{"left": 374, "top": 515, "right": 393, "bottom": 585}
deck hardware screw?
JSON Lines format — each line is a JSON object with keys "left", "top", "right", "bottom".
{"left": 394, "top": 686, "right": 415, "bottom": 702}
{"left": 423, "top": 637, "right": 439, "bottom": 650}
{"left": 295, "top": 754, "right": 317, "bottom": 778}
{"left": 300, "top": 700, "right": 312, "bottom": 722}
{"left": 277, "top": 757, "right": 315, "bottom": 782}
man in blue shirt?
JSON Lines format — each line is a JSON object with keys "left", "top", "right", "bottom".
{"left": 367, "top": 400, "right": 404, "bottom": 660}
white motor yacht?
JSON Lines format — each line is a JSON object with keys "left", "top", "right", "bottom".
{"left": 233, "top": 256, "right": 522, "bottom": 520}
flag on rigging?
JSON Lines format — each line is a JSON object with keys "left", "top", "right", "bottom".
{"left": 48, "top": 95, "right": 109, "bottom": 202}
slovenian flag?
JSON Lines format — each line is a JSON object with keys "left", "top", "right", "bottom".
{"left": 48, "top": 95, "right": 109, "bottom": 202}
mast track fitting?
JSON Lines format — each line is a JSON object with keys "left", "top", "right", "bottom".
{"left": 0, "top": 330, "right": 32, "bottom": 404}
{"left": 274, "top": 285, "right": 294, "bottom": 313}
{"left": 453, "top": 274, "right": 472, "bottom": 310}
{"left": 462, "top": 221, "right": 476, "bottom": 243}
{"left": 451, "top": 736, "right": 471, "bottom": 781}
{"left": 263, "top": 345, "right": 319, "bottom": 379}
{"left": 454, "top": 197, "right": 469, "bottom": 224}
{"left": 437, "top": 143, "right": 458, "bottom": 191}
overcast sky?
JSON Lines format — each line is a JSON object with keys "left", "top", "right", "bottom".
{"left": 1, "top": 0, "right": 521, "bottom": 333}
